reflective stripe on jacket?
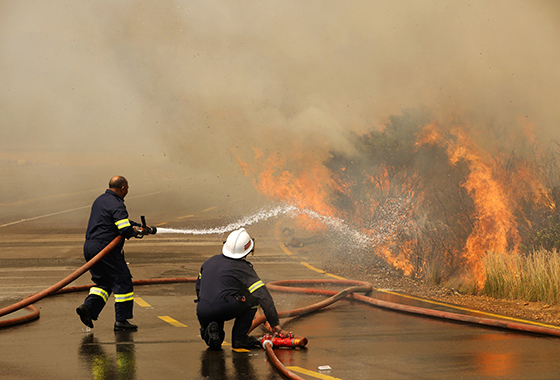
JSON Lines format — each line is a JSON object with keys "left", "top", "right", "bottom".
{"left": 196, "top": 254, "right": 280, "bottom": 327}
{"left": 85, "top": 189, "right": 139, "bottom": 242}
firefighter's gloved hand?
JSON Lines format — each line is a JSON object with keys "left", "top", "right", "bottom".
{"left": 133, "top": 226, "right": 145, "bottom": 239}
{"left": 272, "top": 325, "right": 288, "bottom": 338}
{"left": 133, "top": 225, "right": 157, "bottom": 238}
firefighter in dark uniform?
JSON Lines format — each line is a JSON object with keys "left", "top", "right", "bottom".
{"left": 76, "top": 176, "right": 155, "bottom": 331}
{"left": 196, "top": 228, "right": 287, "bottom": 350}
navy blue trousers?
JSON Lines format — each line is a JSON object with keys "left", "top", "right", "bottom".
{"left": 82, "top": 240, "right": 134, "bottom": 322}
{"left": 197, "top": 296, "right": 257, "bottom": 342}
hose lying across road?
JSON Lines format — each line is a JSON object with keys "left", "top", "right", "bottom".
{"left": 0, "top": 236, "right": 124, "bottom": 328}
{"left": 264, "top": 279, "right": 560, "bottom": 337}
{"left": 3, "top": 240, "right": 560, "bottom": 379}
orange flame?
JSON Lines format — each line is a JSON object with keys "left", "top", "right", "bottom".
{"left": 417, "top": 121, "right": 443, "bottom": 146}
{"left": 239, "top": 146, "right": 418, "bottom": 275}
{"left": 240, "top": 117, "right": 554, "bottom": 288}
{"left": 419, "top": 122, "right": 553, "bottom": 287}
{"left": 449, "top": 127, "right": 519, "bottom": 285}
{"left": 379, "top": 239, "right": 416, "bottom": 276}
{"left": 238, "top": 148, "right": 340, "bottom": 228}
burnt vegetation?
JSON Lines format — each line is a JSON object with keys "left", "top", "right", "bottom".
{"left": 324, "top": 109, "right": 560, "bottom": 290}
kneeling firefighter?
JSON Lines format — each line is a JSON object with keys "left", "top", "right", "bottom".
{"left": 196, "top": 228, "right": 287, "bottom": 350}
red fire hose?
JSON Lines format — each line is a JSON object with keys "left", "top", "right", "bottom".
{"left": 0, "top": 236, "right": 124, "bottom": 326}
{"left": 264, "top": 279, "right": 560, "bottom": 337}
{"left": 3, "top": 240, "right": 560, "bottom": 379}
{"left": 250, "top": 281, "right": 373, "bottom": 380}
{"left": 250, "top": 281, "right": 372, "bottom": 332}
{"left": 262, "top": 340, "right": 306, "bottom": 380}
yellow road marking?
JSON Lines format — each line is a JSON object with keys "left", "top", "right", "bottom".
{"left": 300, "top": 262, "right": 346, "bottom": 280}
{"left": 177, "top": 215, "right": 194, "bottom": 219}
{"left": 232, "top": 348, "right": 250, "bottom": 352}
{"left": 155, "top": 222, "right": 168, "bottom": 226}
{"left": 287, "top": 366, "right": 343, "bottom": 380}
{"left": 273, "top": 220, "right": 560, "bottom": 331}
{"left": 202, "top": 207, "right": 217, "bottom": 212}
{"left": 378, "top": 289, "right": 560, "bottom": 329}
{"left": 158, "top": 316, "right": 187, "bottom": 327}
{"left": 134, "top": 297, "right": 151, "bottom": 307}
{"left": 277, "top": 242, "right": 294, "bottom": 256}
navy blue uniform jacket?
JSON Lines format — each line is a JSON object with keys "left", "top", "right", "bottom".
{"left": 196, "top": 254, "right": 280, "bottom": 328}
{"left": 85, "top": 189, "right": 140, "bottom": 246}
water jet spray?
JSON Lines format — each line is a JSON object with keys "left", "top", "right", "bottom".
{"left": 156, "top": 200, "right": 414, "bottom": 253}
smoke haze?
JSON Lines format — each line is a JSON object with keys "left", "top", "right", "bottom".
{"left": 1, "top": 1, "right": 560, "bottom": 216}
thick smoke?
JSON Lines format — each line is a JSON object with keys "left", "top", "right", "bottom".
{"left": 1, "top": 1, "right": 559, "bottom": 216}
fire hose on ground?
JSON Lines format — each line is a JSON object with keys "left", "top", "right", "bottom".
{"left": 3, "top": 240, "right": 560, "bottom": 379}
{"left": 0, "top": 236, "right": 124, "bottom": 328}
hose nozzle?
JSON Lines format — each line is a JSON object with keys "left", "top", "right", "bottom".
{"left": 140, "top": 215, "right": 157, "bottom": 235}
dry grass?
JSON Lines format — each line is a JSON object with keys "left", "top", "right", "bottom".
{"left": 482, "top": 249, "right": 560, "bottom": 304}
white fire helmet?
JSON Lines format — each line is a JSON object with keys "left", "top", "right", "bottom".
{"left": 222, "top": 228, "right": 254, "bottom": 259}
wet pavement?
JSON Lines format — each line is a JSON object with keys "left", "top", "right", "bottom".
{"left": 2, "top": 195, "right": 560, "bottom": 379}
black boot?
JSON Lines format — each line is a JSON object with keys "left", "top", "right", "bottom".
{"left": 204, "top": 321, "right": 223, "bottom": 350}
{"left": 76, "top": 304, "right": 94, "bottom": 328}
{"left": 114, "top": 320, "right": 138, "bottom": 331}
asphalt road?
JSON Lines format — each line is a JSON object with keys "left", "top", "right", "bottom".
{"left": 2, "top": 191, "right": 560, "bottom": 379}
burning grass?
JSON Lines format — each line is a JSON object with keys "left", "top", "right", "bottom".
{"left": 239, "top": 108, "right": 560, "bottom": 302}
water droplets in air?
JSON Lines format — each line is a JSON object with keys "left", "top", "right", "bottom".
{"left": 157, "top": 197, "right": 413, "bottom": 251}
